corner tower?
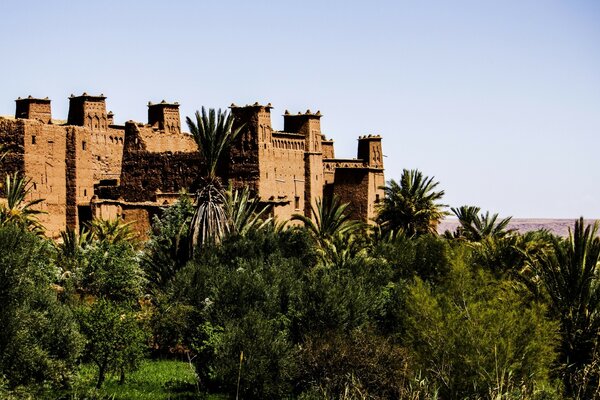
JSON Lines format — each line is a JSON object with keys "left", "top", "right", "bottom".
{"left": 15, "top": 96, "right": 52, "bottom": 124}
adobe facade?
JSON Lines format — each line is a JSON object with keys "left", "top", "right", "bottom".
{"left": 0, "top": 94, "right": 384, "bottom": 238}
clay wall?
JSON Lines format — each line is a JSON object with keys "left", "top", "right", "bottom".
{"left": 15, "top": 98, "right": 52, "bottom": 124}
{"left": 91, "top": 200, "right": 157, "bottom": 240}
{"left": 229, "top": 105, "right": 267, "bottom": 194}
{"left": 67, "top": 95, "right": 108, "bottom": 130}
{"left": 322, "top": 139, "right": 334, "bottom": 159}
{"left": 270, "top": 132, "right": 306, "bottom": 220}
{"left": 119, "top": 122, "right": 201, "bottom": 202}
{"left": 148, "top": 102, "right": 181, "bottom": 134}
{"left": 133, "top": 124, "right": 196, "bottom": 153}
{"left": 357, "top": 135, "right": 383, "bottom": 168}
{"left": 0, "top": 118, "right": 25, "bottom": 176}
{"left": 21, "top": 120, "right": 68, "bottom": 237}
{"left": 333, "top": 167, "right": 370, "bottom": 222}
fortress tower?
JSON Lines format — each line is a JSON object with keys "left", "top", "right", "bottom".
{"left": 283, "top": 110, "right": 323, "bottom": 218}
{"left": 229, "top": 103, "right": 273, "bottom": 194}
{"left": 358, "top": 135, "right": 383, "bottom": 169}
{"left": 148, "top": 101, "right": 181, "bottom": 133}
{"left": 15, "top": 96, "right": 52, "bottom": 124}
{"left": 67, "top": 93, "right": 108, "bottom": 130}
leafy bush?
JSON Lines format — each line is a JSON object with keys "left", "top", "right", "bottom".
{"left": 143, "top": 195, "right": 194, "bottom": 292}
{"left": 296, "top": 327, "right": 411, "bottom": 399}
{"left": 79, "top": 240, "right": 145, "bottom": 302}
{"left": 0, "top": 225, "right": 83, "bottom": 389}
{"left": 402, "top": 249, "right": 560, "bottom": 399}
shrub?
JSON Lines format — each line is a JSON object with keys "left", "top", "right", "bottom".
{"left": 403, "top": 250, "right": 561, "bottom": 398}
{"left": 79, "top": 240, "right": 145, "bottom": 302}
{"left": 297, "top": 327, "right": 411, "bottom": 399}
{"left": 0, "top": 225, "right": 83, "bottom": 389}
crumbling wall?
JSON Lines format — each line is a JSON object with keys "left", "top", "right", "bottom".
{"left": 0, "top": 118, "right": 25, "bottom": 178}
{"left": 118, "top": 122, "right": 202, "bottom": 202}
{"left": 322, "top": 139, "right": 335, "bottom": 159}
{"left": 333, "top": 168, "right": 370, "bottom": 222}
{"left": 229, "top": 106, "right": 263, "bottom": 194}
{"left": 135, "top": 125, "right": 196, "bottom": 153}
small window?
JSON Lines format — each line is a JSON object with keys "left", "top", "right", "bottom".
{"left": 82, "top": 141, "right": 87, "bottom": 150}
{"left": 32, "top": 135, "right": 36, "bottom": 144}
{"left": 375, "top": 194, "right": 380, "bottom": 203}
{"left": 84, "top": 189, "right": 87, "bottom": 197}
{"left": 294, "top": 196, "right": 300, "bottom": 210}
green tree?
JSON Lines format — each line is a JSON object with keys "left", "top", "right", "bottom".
{"left": 186, "top": 107, "right": 242, "bottom": 252}
{"left": 143, "top": 194, "right": 194, "bottom": 292}
{"left": 78, "top": 299, "right": 147, "bottom": 388}
{"left": 225, "top": 185, "right": 271, "bottom": 237}
{"left": 451, "top": 205, "right": 514, "bottom": 241}
{"left": 532, "top": 217, "right": 600, "bottom": 395}
{"left": 87, "top": 218, "right": 138, "bottom": 245}
{"left": 80, "top": 240, "right": 145, "bottom": 302}
{"left": 376, "top": 169, "right": 448, "bottom": 236}
{"left": 0, "top": 225, "right": 83, "bottom": 390}
{"left": 403, "top": 250, "right": 559, "bottom": 398}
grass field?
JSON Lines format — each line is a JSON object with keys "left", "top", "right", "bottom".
{"left": 69, "top": 359, "right": 215, "bottom": 400}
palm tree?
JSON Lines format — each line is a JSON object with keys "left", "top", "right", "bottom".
{"left": 533, "top": 217, "right": 600, "bottom": 393}
{"left": 186, "top": 107, "right": 242, "bottom": 253}
{"left": 292, "top": 195, "right": 365, "bottom": 266}
{"left": 225, "top": 185, "right": 271, "bottom": 237}
{"left": 87, "top": 218, "right": 137, "bottom": 244}
{"left": 451, "top": 205, "right": 513, "bottom": 241}
{"left": 292, "top": 195, "right": 363, "bottom": 245}
{"left": 376, "top": 169, "right": 448, "bottom": 236}
{"left": 0, "top": 172, "right": 45, "bottom": 234}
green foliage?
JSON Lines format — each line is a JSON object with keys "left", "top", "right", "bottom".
{"left": 80, "top": 240, "right": 145, "bottom": 302}
{"left": 296, "top": 328, "right": 411, "bottom": 399}
{"left": 402, "top": 251, "right": 560, "bottom": 399}
{"left": 143, "top": 195, "right": 194, "bottom": 292}
{"left": 87, "top": 218, "right": 138, "bottom": 245}
{"left": 292, "top": 195, "right": 364, "bottom": 244}
{"left": 0, "top": 172, "right": 45, "bottom": 234}
{"left": 177, "top": 231, "right": 306, "bottom": 398}
{"left": 225, "top": 185, "right": 271, "bottom": 237}
{"left": 372, "top": 233, "right": 451, "bottom": 283}
{"left": 0, "top": 225, "right": 83, "bottom": 390}
{"left": 78, "top": 299, "right": 148, "bottom": 388}
{"left": 376, "top": 169, "right": 448, "bottom": 236}
{"left": 532, "top": 217, "right": 600, "bottom": 395}
{"left": 186, "top": 107, "right": 242, "bottom": 180}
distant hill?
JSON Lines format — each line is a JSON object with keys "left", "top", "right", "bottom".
{"left": 438, "top": 218, "right": 599, "bottom": 237}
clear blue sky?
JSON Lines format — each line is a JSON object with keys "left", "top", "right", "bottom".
{"left": 1, "top": 1, "right": 599, "bottom": 218}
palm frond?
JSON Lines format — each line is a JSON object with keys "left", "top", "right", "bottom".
{"left": 0, "top": 172, "right": 46, "bottom": 234}
{"left": 376, "top": 169, "right": 448, "bottom": 236}
{"left": 225, "top": 186, "right": 271, "bottom": 237}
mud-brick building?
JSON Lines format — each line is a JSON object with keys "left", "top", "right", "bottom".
{"left": 0, "top": 94, "right": 384, "bottom": 238}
